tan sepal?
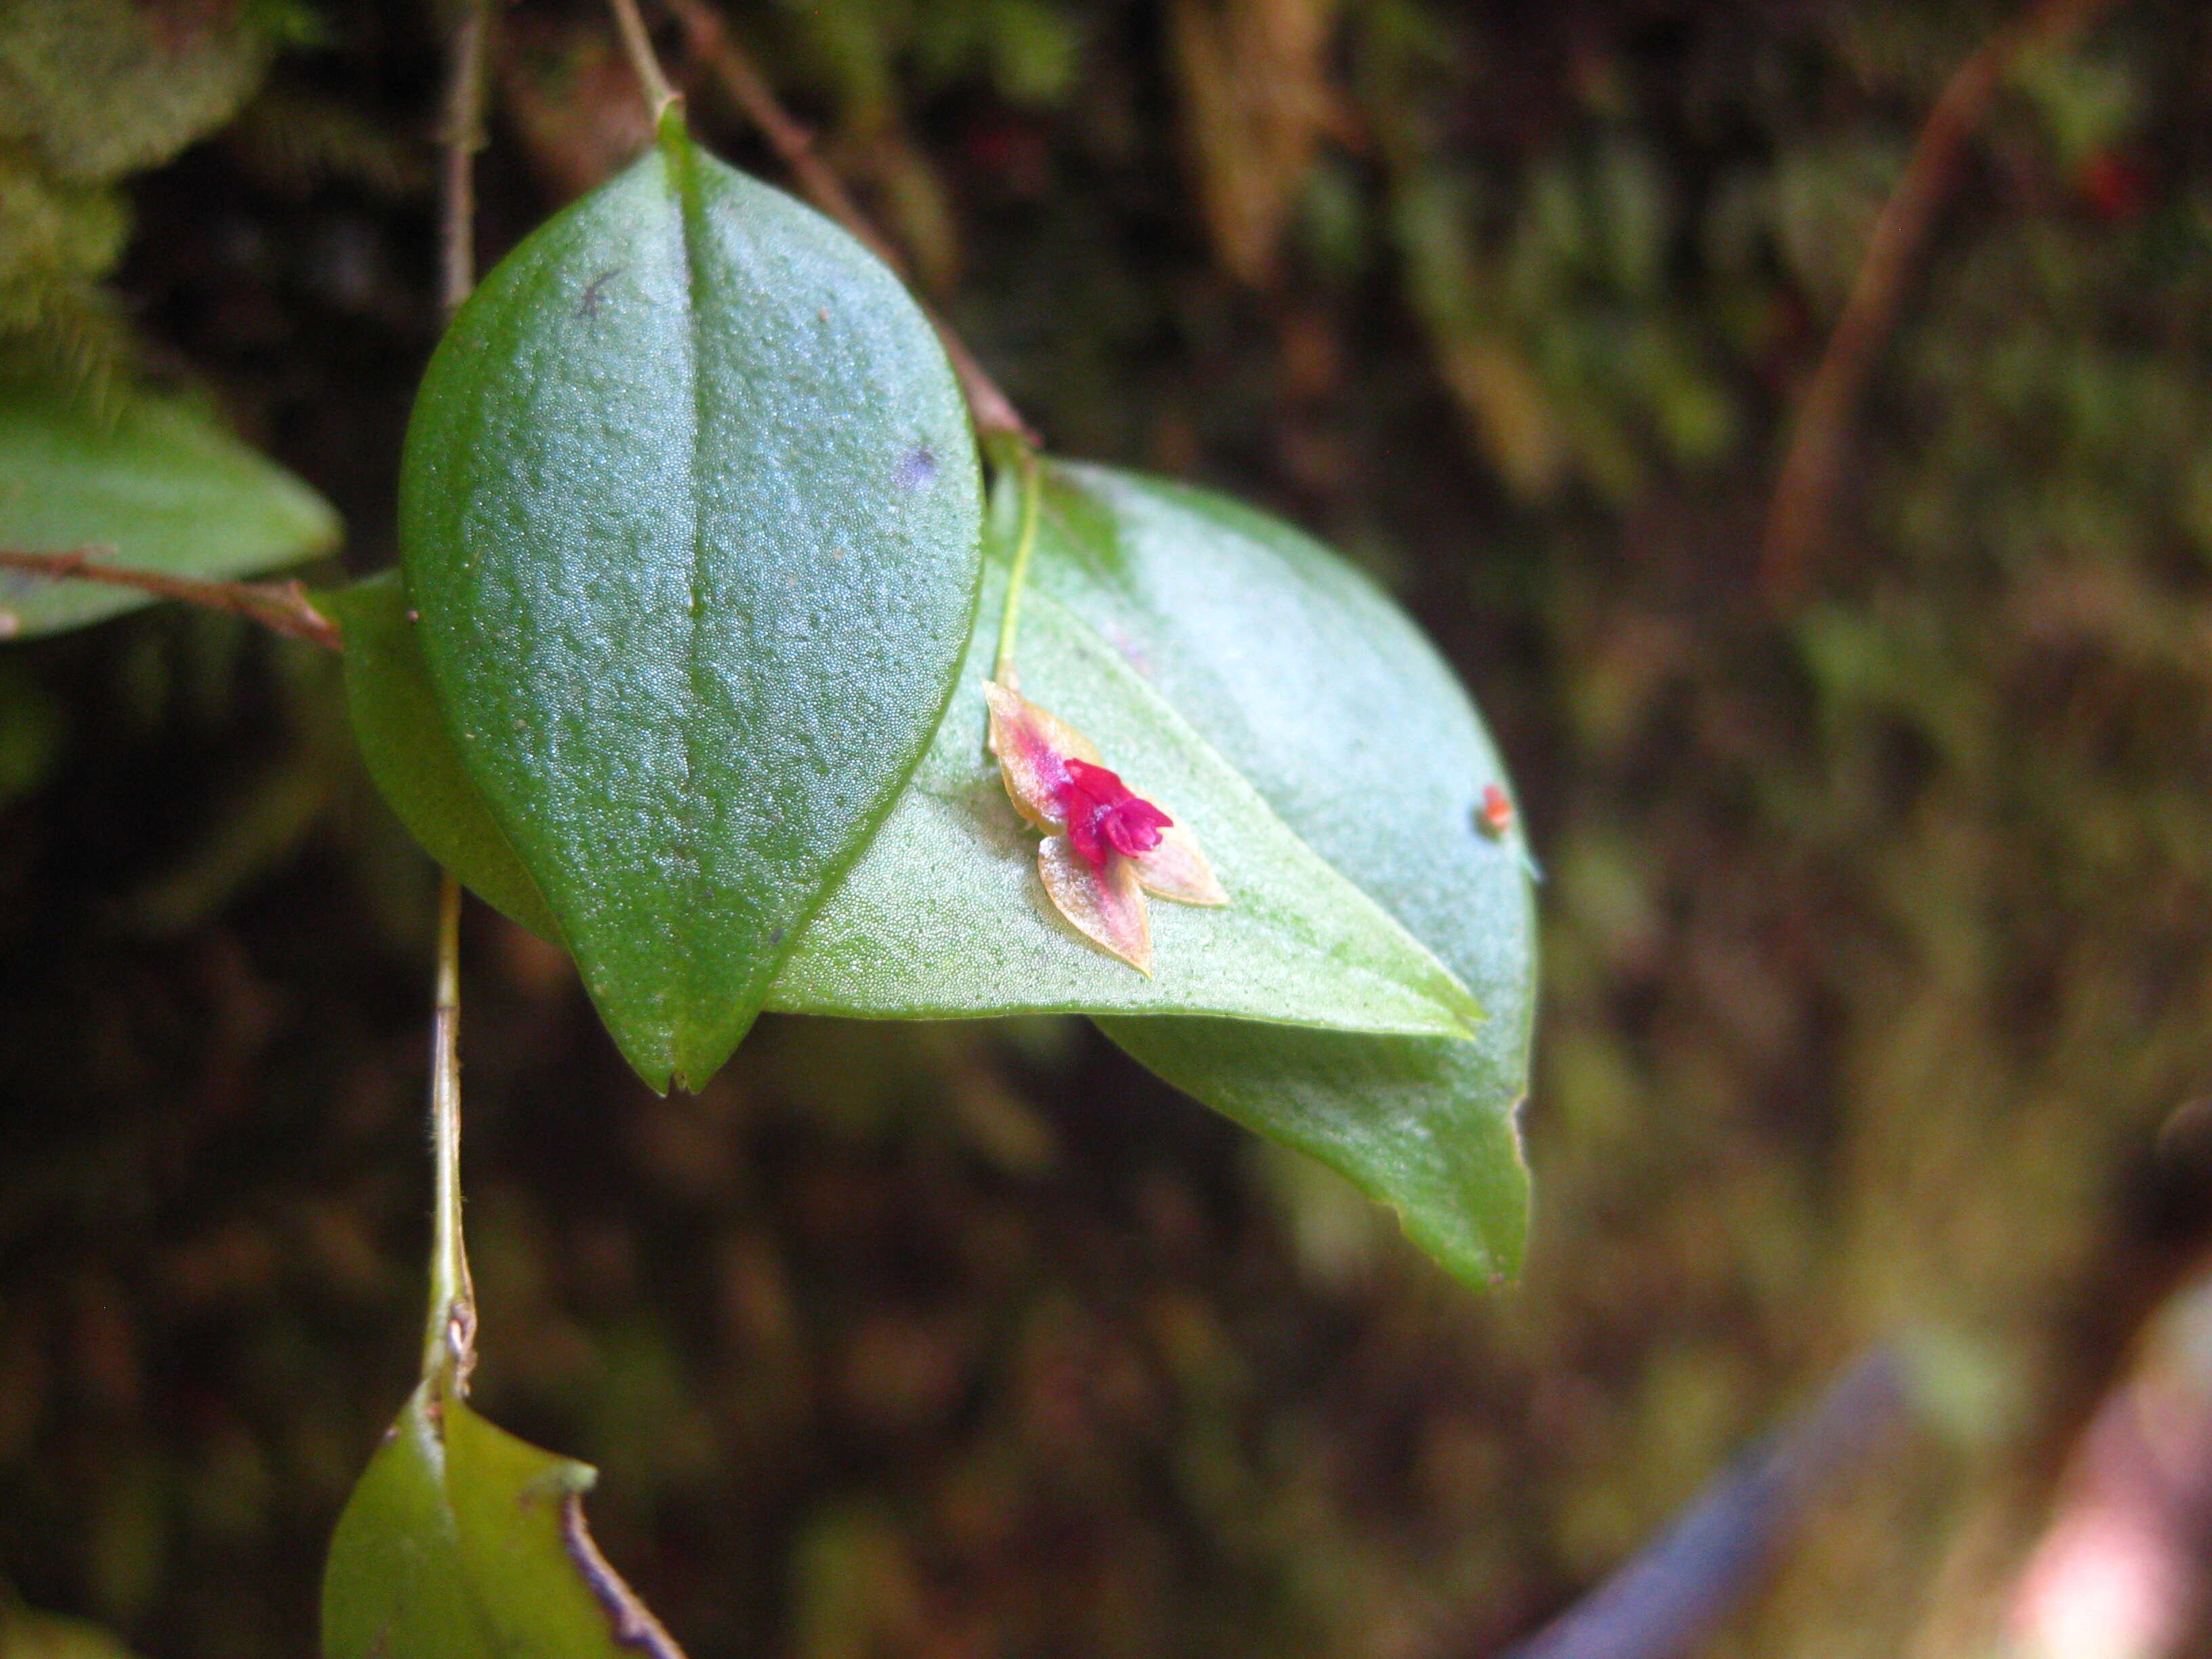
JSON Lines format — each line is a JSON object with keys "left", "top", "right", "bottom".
{"left": 983, "top": 679, "right": 1100, "bottom": 833}
{"left": 1131, "top": 824, "right": 1227, "bottom": 907}
{"left": 1038, "top": 834, "right": 1152, "bottom": 975}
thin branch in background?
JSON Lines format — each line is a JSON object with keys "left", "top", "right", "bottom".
{"left": 0, "top": 549, "right": 342, "bottom": 650}
{"left": 607, "top": 0, "right": 677, "bottom": 118}
{"left": 437, "top": 0, "right": 490, "bottom": 317}
{"left": 657, "top": 0, "right": 1033, "bottom": 440}
{"left": 1759, "top": 0, "right": 2123, "bottom": 606}
{"left": 1500, "top": 1347, "right": 1915, "bottom": 1659}
{"left": 419, "top": 3, "right": 489, "bottom": 1401}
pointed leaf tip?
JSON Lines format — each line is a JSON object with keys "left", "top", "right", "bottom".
{"left": 323, "top": 1382, "right": 691, "bottom": 1659}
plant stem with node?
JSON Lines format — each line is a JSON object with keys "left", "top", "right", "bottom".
{"left": 0, "top": 548, "right": 342, "bottom": 649}
{"left": 422, "top": 873, "right": 478, "bottom": 1393}
{"left": 607, "top": 0, "right": 678, "bottom": 119}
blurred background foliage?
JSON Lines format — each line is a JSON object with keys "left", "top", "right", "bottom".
{"left": 6, "top": 0, "right": 2212, "bottom": 1655}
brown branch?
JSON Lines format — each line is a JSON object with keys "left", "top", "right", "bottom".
{"left": 1759, "top": 0, "right": 2123, "bottom": 606}
{"left": 0, "top": 549, "right": 342, "bottom": 651}
{"left": 606, "top": 0, "right": 677, "bottom": 118}
{"left": 438, "top": 0, "right": 491, "bottom": 318}
{"left": 657, "top": 0, "right": 1033, "bottom": 440}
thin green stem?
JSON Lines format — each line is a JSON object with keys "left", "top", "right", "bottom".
{"left": 607, "top": 0, "right": 676, "bottom": 117}
{"left": 422, "top": 874, "right": 478, "bottom": 1393}
{"left": 994, "top": 447, "right": 1042, "bottom": 684}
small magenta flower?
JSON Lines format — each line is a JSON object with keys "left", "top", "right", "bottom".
{"left": 984, "top": 680, "right": 1227, "bottom": 973}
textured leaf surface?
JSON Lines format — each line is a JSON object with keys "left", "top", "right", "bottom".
{"left": 400, "top": 117, "right": 981, "bottom": 1092}
{"left": 768, "top": 567, "right": 1483, "bottom": 1033}
{"left": 336, "top": 565, "right": 1480, "bottom": 1038}
{"left": 0, "top": 377, "right": 339, "bottom": 639}
{"left": 327, "top": 573, "right": 562, "bottom": 943}
{"left": 322, "top": 1383, "right": 681, "bottom": 1659}
{"left": 1031, "top": 464, "right": 1536, "bottom": 1284}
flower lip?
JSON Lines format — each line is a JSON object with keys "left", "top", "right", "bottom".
{"left": 1062, "top": 759, "right": 1173, "bottom": 868}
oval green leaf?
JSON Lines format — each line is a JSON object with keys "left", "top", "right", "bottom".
{"left": 326, "top": 573, "right": 564, "bottom": 943}
{"left": 1033, "top": 464, "right": 1534, "bottom": 1286}
{"left": 0, "top": 376, "right": 340, "bottom": 639}
{"left": 323, "top": 1382, "right": 684, "bottom": 1659}
{"left": 400, "top": 115, "right": 981, "bottom": 1092}
{"left": 333, "top": 560, "right": 1479, "bottom": 1038}
{"left": 769, "top": 563, "right": 1481, "bottom": 1033}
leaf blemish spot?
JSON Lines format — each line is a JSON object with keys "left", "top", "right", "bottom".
{"left": 894, "top": 445, "right": 939, "bottom": 490}
{"left": 577, "top": 267, "right": 624, "bottom": 318}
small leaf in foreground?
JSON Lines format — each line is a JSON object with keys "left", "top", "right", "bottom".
{"left": 322, "top": 1381, "right": 684, "bottom": 1659}
{"left": 0, "top": 375, "right": 340, "bottom": 639}
{"left": 400, "top": 112, "right": 981, "bottom": 1092}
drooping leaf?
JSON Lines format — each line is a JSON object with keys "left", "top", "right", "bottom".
{"left": 335, "top": 557, "right": 1481, "bottom": 1038}
{"left": 322, "top": 1382, "right": 683, "bottom": 1659}
{"left": 0, "top": 376, "right": 340, "bottom": 639}
{"left": 1031, "top": 464, "right": 1536, "bottom": 1286}
{"left": 400, "top": 111, "right": 981, "bottom": 1092}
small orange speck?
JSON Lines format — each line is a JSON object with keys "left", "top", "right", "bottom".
{"left": 1477, "top": 783, "right": 1514, "bottom": 838}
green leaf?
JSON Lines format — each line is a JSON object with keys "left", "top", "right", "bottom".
{"left": 334, "top": 557, "right": 1481, "bottom": 1037}
{"left": 400, "top": 114, "right": 981, "bottom": 1093}
{"left": 0, "top": 1596, "right": 145, "bottom": 1659}
{"left": 0, "top": 377, "right": 340, "bottom": 639}
{"left": 1030, "top": 464, "right": 1535, "bottom": 1286}
{"left": 768, "top": 562, "right": 1483, "bottom": 1035}
{"left": 322, "top": 1382, "right": 683, "bottom": 1659}
{"left": 325, "top": 573, "right": 564, "bottom": 945}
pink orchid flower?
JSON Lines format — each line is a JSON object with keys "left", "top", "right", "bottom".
{"left": 983, "top": 680, "right": 1227, "bottom": 974}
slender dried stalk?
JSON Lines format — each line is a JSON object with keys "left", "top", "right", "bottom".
{"left": 659, "top": 0, "right": 1032, "bottom": 438}
{"left": 0, "top": 548, "right": 341, "bottom": 649}
{"left": 607, "top": 0, "right": 676, "bottom": 117}
{"left": 422, "top": 873, "right": 478, "bottom": 1391}
{"left": 1760, "top": 0, "right": 2121, "bottom": 604}
{"left": 438, "top": 0, "right": 490, "bottom": 317}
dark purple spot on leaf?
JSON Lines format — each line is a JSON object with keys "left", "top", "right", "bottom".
{"left": 894, "top": 446, "right": 939, "bottom": 489}
{"left": 577, "top": 267, "right": 624, "bottom": 319}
